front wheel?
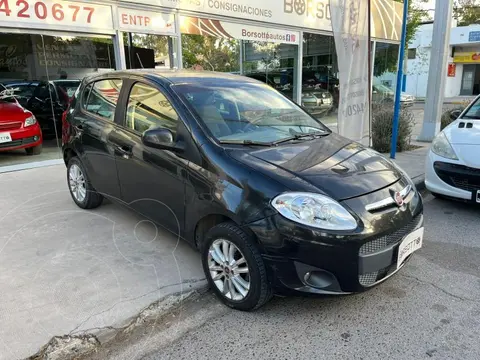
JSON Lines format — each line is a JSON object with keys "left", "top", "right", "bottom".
{"left": 202, "top": 222, "right": 272, "bottom": 311}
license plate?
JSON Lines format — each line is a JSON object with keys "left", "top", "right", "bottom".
{"left": 397, "top": 227, "right": 424, "bottom": 269}
{"left": 0, "top": 132, "right": 12, "bottom": 143}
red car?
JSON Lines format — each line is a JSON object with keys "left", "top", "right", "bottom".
{"left": 0, "top": 84, "right": 43, "bottom": 155}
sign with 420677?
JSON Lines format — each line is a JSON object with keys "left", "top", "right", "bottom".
{"left": 0, "top": 0, "right": 114, "bottom": 31}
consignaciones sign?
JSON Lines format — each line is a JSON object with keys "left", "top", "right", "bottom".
{"left": 125, "top": 0, "right": 403, "bottom": 41}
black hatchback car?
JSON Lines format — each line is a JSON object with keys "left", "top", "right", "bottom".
{"left": 63, "top": 70, "right": 424, "bottom": 311}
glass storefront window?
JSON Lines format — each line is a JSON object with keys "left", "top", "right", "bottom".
{"left": 181, "top": 34, "right": 240, "bottom": 73}
{"left": 125, "top": 33, "right": 178, "bottom": 69}
{"left": 242, "top": 41, "right": 299, "bottom": 103}
{"left": 373, "top": 42, "right": 400, "bottom": 108}
{"left": 302, "top": 33, "right": 339, "bottom": 123}
{"left": 0, "top": 33, "right": 116, "bottom": 168}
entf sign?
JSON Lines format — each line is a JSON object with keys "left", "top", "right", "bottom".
{"left": 117, "top": 8, "right": 175, "bottom": 34}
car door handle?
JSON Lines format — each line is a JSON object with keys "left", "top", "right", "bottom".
{"left": 116, "top": 145, "right": 133, "bottom": 159}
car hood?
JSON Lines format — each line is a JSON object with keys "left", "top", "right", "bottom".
{"left": 227, "top": 133, "right": 402, "bottom": 200}
{"left": 0, "top": 101, "right": 29, "bottom": 120}
{"left": 445, "top": 120, "right": 480, "bottom": 145}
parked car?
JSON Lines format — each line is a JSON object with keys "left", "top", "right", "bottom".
{"left": 372, "top": 81, "right": 416, "bottom": 107}
{"left": 425, "top": 95, "right": 480, "bottom": 202}
{"left": 0, "top": 84, "right": 42, "bottom": 155}
{"left": 63, "top": 70, "right": 424, "bottom": 311}
{"left": 4, "top": 80, "right": 81, "bottom": 138}
{"left": 245, "top": 72, "right": 334, "bottom": 116}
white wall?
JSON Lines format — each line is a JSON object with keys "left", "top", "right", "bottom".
{"left": 445, "top": 63, "right": 463, "bottom": 97}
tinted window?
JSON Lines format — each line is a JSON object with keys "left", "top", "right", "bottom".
{"left": 84, "top": 79, "right": 123, "bottom": 121}
{"left": 125, "top": 83, "right": 178, "bottom": 135}
{"left": 174, "top": 82, "right": 328, "bottom": 143}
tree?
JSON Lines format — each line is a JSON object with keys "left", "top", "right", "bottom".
{"left": 374, "top": 0, "right": 430, "bottom": 76}
{"left": 454, "top": 0, "right": 480, "bottom": 26}
{"left": 182, "top": 34, "right": 239, "bottom": 72}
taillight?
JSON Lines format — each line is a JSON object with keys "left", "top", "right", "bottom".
{"left": 61, "top": 109, "right": 69, "bottom": 145}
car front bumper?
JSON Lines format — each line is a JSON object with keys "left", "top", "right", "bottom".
{"left": 425, "top": 150, "right": 478, "bottom": 202}
{"left": 248, "top": 179, "right": 424, "bottom": 295}
{"left": 0, "top": 123, "right": 42, "bottom": 152}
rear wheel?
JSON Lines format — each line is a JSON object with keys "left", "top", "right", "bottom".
{"left": 25, "top": 144, "right": 42, "bottom": 155}
{"left": 67, "top": 157, "right": 103, "bottom": 209}
{"left": 202, "top": 222, "right": 272, "bottom": 311}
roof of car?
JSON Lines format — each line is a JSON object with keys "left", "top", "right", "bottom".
{"left": 86, "top": 69, "right": 261, "bottom": 86}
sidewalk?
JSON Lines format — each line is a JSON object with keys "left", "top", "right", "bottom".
{"left": 0, "top": 165, "right": 207, "bottom": 360}
{"left": 391, "top": 144, "right": 429, "bottom": 190}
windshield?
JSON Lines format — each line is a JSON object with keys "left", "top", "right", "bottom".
{"left": 0, "top": 84, "right": 17, "bottom": 103}
{"left": 173, "top": 82, "right": 329, "bottom": 144}
{"left": 463, "top": 97, "right": 480, "bottom": 119}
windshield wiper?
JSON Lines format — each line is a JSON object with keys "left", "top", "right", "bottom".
{"left": 272, "top": 131, "right": 328, "bottom": 145}
{"left": 219, "top": 139, "right": 273, "bottom": 146}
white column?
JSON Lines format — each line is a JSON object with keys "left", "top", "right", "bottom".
{"left": 175, "top": 13, "right": 183, "bottom": 69}
{"left": 239, "top": 40, "right": 244, "bottom": 75}
{"left": 113, "top": 30, "right": 126, "bottom": 70}
{"left": 295, "top": 31, "right": 304, "bottom": 103}
{"left": 418, "top": 0, "right": 454, "bottom": 141}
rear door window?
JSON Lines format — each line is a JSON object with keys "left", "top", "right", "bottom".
{"left": 83, "top": 79, "right": 123, "bottom": 121}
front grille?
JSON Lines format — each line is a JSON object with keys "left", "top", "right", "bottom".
{"left": 0, "top": 137, "right": 36, "bottom": 149}
{"left": 359, "top": 266, "right": 392, "bottom": 287}
{"left": 359, "top": 215, "right": 422, "bottom": 255}
{"left": 0, "top": 122, "right": 22, "bottom": 131}
{"left": 434, "top": 162, "right": 480, "bottom": 193}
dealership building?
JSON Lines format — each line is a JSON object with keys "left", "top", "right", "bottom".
{"left": 0, "top": 0, "right": 402, "bottom": 168}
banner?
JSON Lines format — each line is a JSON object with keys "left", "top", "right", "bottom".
{"left": 180, "top": 16, "right": 299, "bottom": 44}
{"left": 453, "top": 52, "right": 480, "bottom": 63}
{"left": 330, "top": 0, "right": 370, "bottom": 145}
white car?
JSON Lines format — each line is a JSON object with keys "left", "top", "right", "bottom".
{"left": 425, "top": 96, "right": 480, "bottom": 202}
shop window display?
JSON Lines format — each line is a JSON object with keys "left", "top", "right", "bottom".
{"left": 0, "top": 33, "right": 116, "bottom": 167}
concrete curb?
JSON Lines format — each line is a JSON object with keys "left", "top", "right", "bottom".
{"left": 26, "top": 282, "right": 209, "bottom": 360}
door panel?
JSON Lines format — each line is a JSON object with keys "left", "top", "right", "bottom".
{"left": 112, "top": 81, "right": 187, "bottom": 237}
{"left": 461, "top": 65, "right": 476, "bottom": 96}
{"left": 77, "top": 78, "right": 124, "bottom": 200}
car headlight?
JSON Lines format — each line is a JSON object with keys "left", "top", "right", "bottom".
{"left": 271, "top": 192, "right": 357, "bottom": 230}
{"left": 24, "top": 115, "right": 37, "bottom": 127}
{"left": 431, "top": 132, "right": 458, "bottom": 160}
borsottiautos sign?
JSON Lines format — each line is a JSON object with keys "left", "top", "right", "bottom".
{"left": 180, "top": 16, "right": 300, "bottom": 44}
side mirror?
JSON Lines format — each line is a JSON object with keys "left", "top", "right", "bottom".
{"left": 450, "top": 109, "right": 462, "bottom": 121}
{"left": 142, "top": 127, "right": 180, "bottom": 151}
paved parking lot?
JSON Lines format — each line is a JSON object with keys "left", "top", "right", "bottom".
{"left": 84, "top": 194, "right": 480, "bottom": 360}
{"left": 0, "top": 165, "right": 206, "bottom": 360}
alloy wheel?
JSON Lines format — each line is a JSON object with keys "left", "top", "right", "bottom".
{"left": 208, "top": 239, "right": 250, "bottom": 301}
{"left": 69, "top": 164, "right": 87, "bottom": 203}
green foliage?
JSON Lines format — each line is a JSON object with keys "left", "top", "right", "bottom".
{"left": 371, "top": 104, "right": 416, "bottom": 153}
{"left": 454, "top": 0, "right": 480, "bottom": 26}
{"left": 182, "top": 34, "right": 239, "bottom": 72}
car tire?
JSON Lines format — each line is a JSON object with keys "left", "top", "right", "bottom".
{"left": 202, "top": 222, "right": 272, "bottom": 311}
{"left": 67, "top": 157, "right": 103, "bottom": 209}
{"left": 25, "top": 144, "right": 42, "bottom": 155}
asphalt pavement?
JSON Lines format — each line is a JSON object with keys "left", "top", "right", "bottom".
{"left": 82, "top": 193, "right": 480, "bottom": 360}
